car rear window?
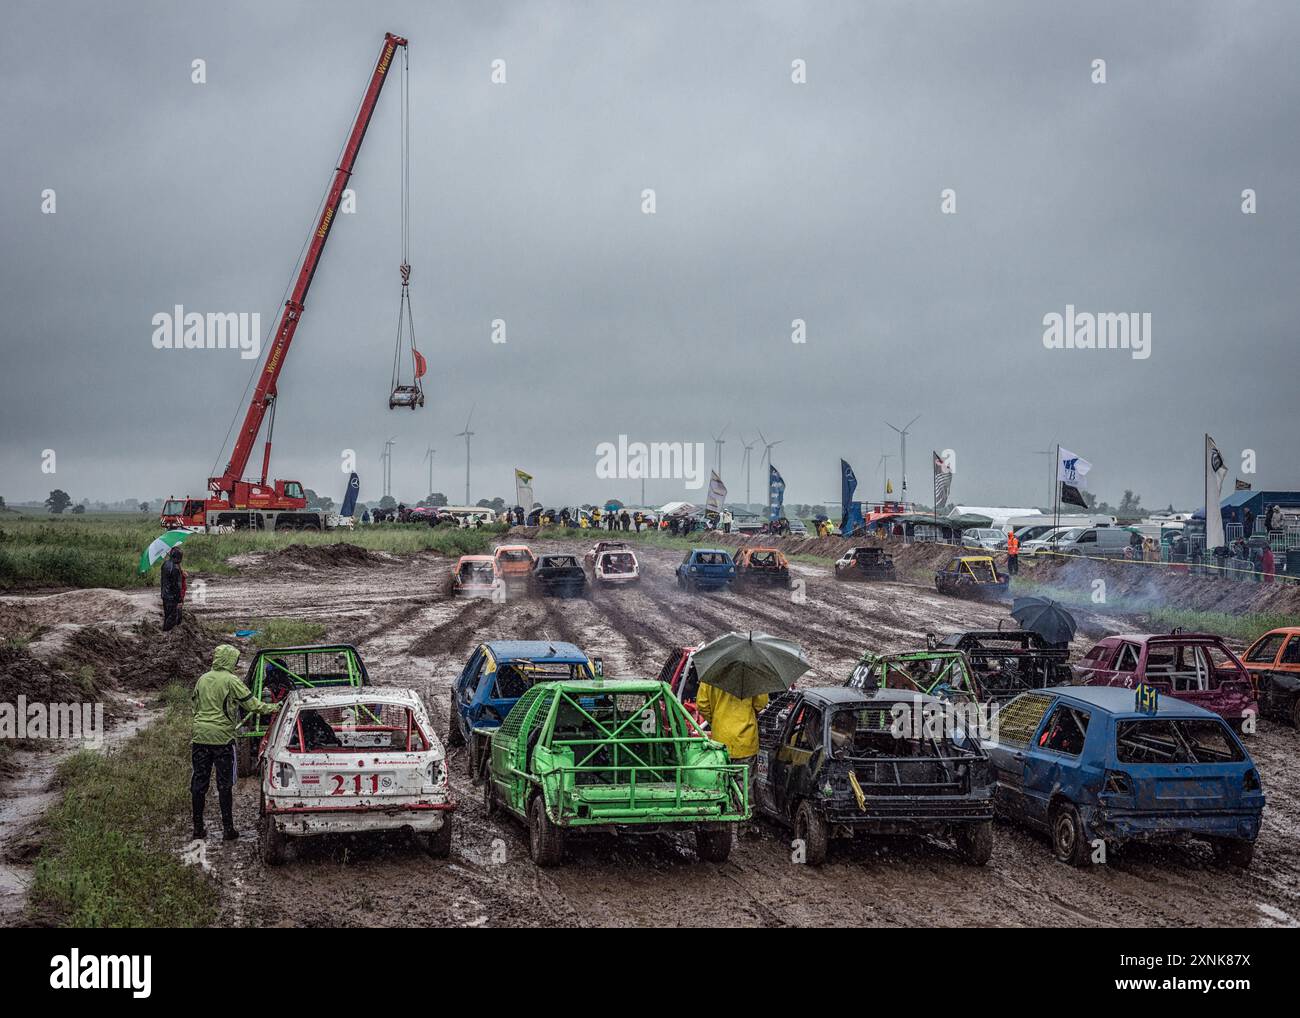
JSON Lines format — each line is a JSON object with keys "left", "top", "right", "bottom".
{"left": 1115, "top": 719, "right": 1245, "bottom": 765}
{"left": 993, "top": 692, "right": 1054, "bottom": 747}
{"left": 496, "top": 549, "right": 531, "bottom": 562}
{"left": 287, "top": 702, "right": 428, "bottom": 753}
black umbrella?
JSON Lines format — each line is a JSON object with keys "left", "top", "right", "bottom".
{"left": 1011, "top": 596, "right": 1077, "bottom": 645}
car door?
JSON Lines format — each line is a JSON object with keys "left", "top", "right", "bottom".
{"left": 771, "top": 702, "right": 823, "bottom": 820}
{"left": 985, "top": 691, "right": 1055, "bottom": 820}
{"left": 1021, "top": 703, "right": 1092, "bottom": 828}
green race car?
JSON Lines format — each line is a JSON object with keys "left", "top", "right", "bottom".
{"left": 482, "top": 678, "right": 749, "bottom": 865}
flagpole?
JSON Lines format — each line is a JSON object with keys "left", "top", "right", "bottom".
{"left": 1203, "top": 432, "right": 1208, "bottom": 572}
{"left": 1053, "top": 443, "right": 1060, "bottom": 537}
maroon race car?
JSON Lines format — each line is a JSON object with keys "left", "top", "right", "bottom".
{"left": 1071, "top": 632, "right": 1257, "bottom": 726}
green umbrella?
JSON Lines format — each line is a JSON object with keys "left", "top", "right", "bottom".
{"left": 692, "top": 631, "right": 810, "bottom": 699}
{"left": 138, "top": 530, "right": 190, "bottom": 574}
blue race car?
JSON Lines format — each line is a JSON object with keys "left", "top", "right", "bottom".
{"left": 675, "top": 548, "right": 736, "bottom": 592}
{"left": 985, "top": 685, "right": 1264, "bottom": 867}
{"left": 446, "top": 640, "right": 596, "bottom": 779}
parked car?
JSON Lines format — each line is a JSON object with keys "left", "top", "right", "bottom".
{"left": 235, "top": 644, "right": 369, "bottom": 776}
{"left": 786, "top": 519, "right": 809, "bottom": 537}
{"left": 833, "top": 545, "right": 897, "bottom": 582}
{"left": 936, "top": 629, "right": 1072, "bottom": 703}
{"left": 492, "top": 544, "right": 536, "bottom": 586}
{"left": 733, "top": 546, "right": 791, "bottom": 586}
{"left": 1019, "top": 526, "right": 1086, "bottom": 556}
{"left": 962, "top": 528, "right": 1007, "bottom": 551}
{"left": 985, "top": 686, "right": 1263, "bottom": 866}
{"left": 1240, "top": 626, "right": 1300, "bottom": 727}
{"left": 675, "top": 548, "right": 736, "bottom": 591}
{"left": 934, "top": 555, "right": 1008, "bottom": 599}
{"left": 1058, "top": 527, "right": 1144, "bottom": 559}
{"left": 755, "top": 687, "right": 995, "bottom": 865}
{"left": 257, "top": 686, "right": 453, "bottom": 864}
{"left": 447, "top": 640, "right": 596, "bottom": 778}
{"left": 845, "top": 648, "right": 981, "bottom": 703}
{"left": 529, "top": 554, "right": 587, "bottom": 597}
{"left": 451, "top": 554, "right": 501, "bottom": 597}
{"left": 482, "top": 678, "right": 748, "bottom": 865}
{"left": 1071, "top": 633, "right": 1257, "bottom": 725}
{"left": 591, "top": 547, "right": 641, "bottom": 586}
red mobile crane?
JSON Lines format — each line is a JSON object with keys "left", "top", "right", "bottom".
{"left": 161, "top": 33, "right": 408, "bottom": 531}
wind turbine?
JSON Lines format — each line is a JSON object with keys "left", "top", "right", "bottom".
{"left": 884, "top": 414, "right": 920, "bottom": 500}
{"left": 422, "top": 446, "right": 436, "bottom": 500}
{"left": 456, "top": 406, "right": 475, "bottom": 506}
{"left": 381, "top": 437, "right": 396, "bottom": 499}
{"left": 710, "top": 422, "right": 729, "bottom": 477}
{"left": 739, "top": 435, "right": 757, "bottom": 509}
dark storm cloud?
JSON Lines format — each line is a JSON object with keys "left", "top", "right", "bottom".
{"left": 2, "top": 0, "right": 1297, "bottom": 510}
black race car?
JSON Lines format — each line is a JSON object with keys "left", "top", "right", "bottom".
{"left": 936, "top": 629, "right": 1072, "bottom": 703}
{"left": 529, "top": 554, "right": 587, "bottom": 597}
{"left": 833, "top": 546, "right": 897, "bottom": 582}
{"left": 754, "top": 687, "right": 995, "bottom": 866}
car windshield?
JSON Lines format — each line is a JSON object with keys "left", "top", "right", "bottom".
{"left": 461, "top": 562, "right": 494, "bottom": 581}
{"left": 601, "top": 553, "right": 635, "bottom": 573}
{"left": 1115, "top": 719, "right": 1245, "bottom": 764}
{"left": 161, "top": 499, "right": 184, "bottom": 515}
{"left": 545, "top": 556, "right": 578, "bottom": 568}
{"left": 287, "top": 702, "right": 428, "bottom": 753}
{"left": 696, "top": 552, "right": 726, "bottom": 565}
{"left": 496, "top": 549, "right": 531, "bottom": 562}
{"left": 828, "top": 706, "right": 975, "bottom": 758}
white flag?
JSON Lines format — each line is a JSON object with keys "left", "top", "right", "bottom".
{"left": 1204, "top": 435, "right": 1228, "bottom": 551}
{"left": 1057, "top": 448, "right": 1092, "bottom": 487}
{"left": 706, "top": 470, "right": 727, "bottom": 513}
{"left": 514, "top": 468, "right": 534, "bottom": 509}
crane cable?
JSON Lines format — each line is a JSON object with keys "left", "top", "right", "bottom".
{"left": 390, "top": 45, "right": 424, "bottom": 400}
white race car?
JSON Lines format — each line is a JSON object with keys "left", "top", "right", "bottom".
{"left": 592, "top": 547, "right": 641, "bottom": 585}
{"left": 258, "top": 686, "right": 453, "bottom": 864}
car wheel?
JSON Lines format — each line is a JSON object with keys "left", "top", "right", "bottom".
{"left": 528, "top": 795, "right": 564, "bottom": 867}
{"left": 695, "top": 827, "right": 733, "bottom": 863}
{"left": 235, "top": 737, "right": 256, "bottom": 778}
{"left": 446, "top": 697, "right": 465, "bottom": 747}
{"left": 1050, "top": 802, "right": 1091, "bottom": 866}
{"left": 794, "top": 800, "right": 828, "bottom": 866}
{"left": 419, "top": 817, "right": 453, "bottom": 859}
{"left": 259, "top": 814, "right": 288, "bottom": 866}
{"left": 1213, "top": 838, "right": 1255, "bottom": 869}
{"left": 955, "top": 820, "right": 994, "bottom": 866}
{"left": 1291, "top": 697, "right": 1300, "bottom": 731}
{"left": 483, "top": 776, "right": 499, "bottom": 818}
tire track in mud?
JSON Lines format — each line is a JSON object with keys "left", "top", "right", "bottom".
{"left": 407, "top": 598, "right": 496, "bottom": 658}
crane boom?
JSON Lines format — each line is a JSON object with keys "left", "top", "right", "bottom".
{"left": 208, "top": 32, "right": 408, "bottom": 502}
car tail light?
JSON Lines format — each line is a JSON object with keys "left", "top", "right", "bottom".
{"left": 1244, "top": 769, "right": 1261, "bottom": 792}
{"left": 1104, "top": 770, "right": 1132, "bottom": 794}
{"left": 275, "top": 761, "right": 297, "bottom": 789}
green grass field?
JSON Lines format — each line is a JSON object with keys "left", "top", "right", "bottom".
{"left": 31, "top": 685, "right": 219, "bottom": 928}
{"left": 0, "top": 512, "right": 501, "bottom": 590}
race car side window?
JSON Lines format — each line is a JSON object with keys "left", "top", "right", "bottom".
{"left": 1038, "top": 705, "right": 1090, "bottom": 756}
{"left": 1113, "top": 643, "right": 1140, "bottom": 673}
{"left": 1282, "top": 637, "right": 1300, "bottom": 665}
{"left": 994, "top": 692, "right": 1054, "bottom": 748}
{"left": 1246, "top": 634, "right": 1285, "bottom": 664}
{"left": 786, "top": 705, "right": 823, "bottom": 751}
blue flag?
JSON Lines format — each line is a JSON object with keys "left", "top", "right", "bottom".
{"left": 841, "top": 459, "right": 864, "bottom": 535}
{"left": 340, "top": 472, "right": 361, "bottom": 517}
{"left": 768, "top": 465, "right": 786, "bottom": 521}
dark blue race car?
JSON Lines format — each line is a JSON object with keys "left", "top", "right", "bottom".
{"left": 985, "top": 685, "right": 1264, "bottom": 867}
{"left": 675, "top": 548, "right": 736, "bottom": 592}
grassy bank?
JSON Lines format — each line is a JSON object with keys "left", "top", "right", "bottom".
{"left": 31, "top": 685, "right": 217, "bottom": 928}
{"left": 0, "top": 512, "right": 502, "bottom": 590}
{"left": 1012, "top": 581, "right": 1290, "bottom": 645}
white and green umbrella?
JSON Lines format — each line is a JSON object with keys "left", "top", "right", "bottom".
{"left": 138, "top": 530, "right": 190, "bottom": 574}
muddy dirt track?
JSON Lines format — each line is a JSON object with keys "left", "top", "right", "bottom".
{"left": 121, "top": 536, "right": 1292, "bottom": 930}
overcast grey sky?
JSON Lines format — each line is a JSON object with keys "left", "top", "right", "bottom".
{"left": 2, "top": 0, "right": 1297, "bottom": 510}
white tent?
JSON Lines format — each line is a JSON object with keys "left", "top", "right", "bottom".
{"left": 947, "top": 505, "right": 1043, "bottom": 526}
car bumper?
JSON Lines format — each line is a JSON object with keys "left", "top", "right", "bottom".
{"left": 1083, "top": 806, "right": 1262, "bottom": 844}
{"left": 267, "top": 801, "right": 454, "bottom": 837}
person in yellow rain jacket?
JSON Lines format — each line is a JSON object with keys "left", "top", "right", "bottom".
{"left": 191, "top": 644, "right": 279, "bottom": 841}
{"left": 696, "top": 682, "right": 769, "bottom": 812}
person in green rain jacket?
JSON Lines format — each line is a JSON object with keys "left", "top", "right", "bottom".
{"left": 191, "top": 644, "right": 279, "bottom": 840}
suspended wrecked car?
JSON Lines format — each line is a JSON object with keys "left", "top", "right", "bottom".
{"left": 389, "top": 261, "right": 426, "bottom": 409}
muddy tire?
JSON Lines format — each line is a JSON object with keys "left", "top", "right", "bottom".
{"left": 528, "top": 795, "right": 564, "bottom": 867}
{"left": 695, "top": 827, "right": 733, "bottom": 863}
{"left": 1291, "top": 697, "right": 1300, "bottom": 731}
{"left": 446, "top": 698, "right": 464, "bottom": 747}
{"left": 483, "top": 776, "right": 499, "bottom": 818}
{"left": 259, "top": 815, "right": 288, "bottom": 866}
{"left": 235, "top": 737, "right": 256, "bottom": 778}
{"left": 1214, "top": 838, "right": 1255, "bottom": 869}
{"left": 465, "top": 733, "right": 483, "bottom": 782}
{"left": 1050, "top": 802, "right": 1090, "bottom": 866}
{"left": 956, "top": 820, "right": 994, "bottom": 866}
{"left": 794, "top": 800, "right": 828, "bottom": 866}
{"left": 419, "top": 817, "right": 453, "bottom": 859}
